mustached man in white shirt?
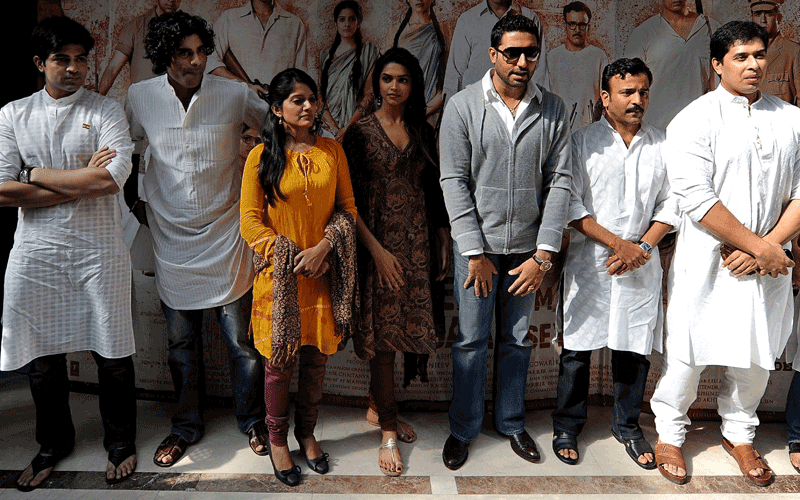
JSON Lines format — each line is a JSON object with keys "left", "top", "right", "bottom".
{"left": 0, "top": 17, "right": 137, "bottom": 490}
{"left": 553, "top": 57, "right": 678, "bottom": 470}
{"left": 651, "top": 21, "right": 800, "bottom": 487}
{"left": 546, "top": 1, "right": 608, "bottom": 132}
{"left": 124, "top": 12, "right": 270, "bottom": 468}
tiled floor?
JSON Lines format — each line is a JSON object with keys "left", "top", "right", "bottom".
{"left": 1, "top": 372, "right": 799, "bottom": 499}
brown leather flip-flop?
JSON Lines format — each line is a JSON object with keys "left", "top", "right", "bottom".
{"left": 654, "top": 440, "right": 689, "bottom": 485}
{"left": 722, "top": 438, "right": 774, "bottom": 487}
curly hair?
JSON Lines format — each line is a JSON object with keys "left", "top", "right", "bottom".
{"left": 32, "top": 17, "right": 95, "bottom": 62}
{"left": 144, "top": 12, "right": 215, "bottom": 75}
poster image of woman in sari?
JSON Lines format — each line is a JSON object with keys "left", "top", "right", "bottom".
{"left": 319, "top": 1, "right": 379, "bottom": 141}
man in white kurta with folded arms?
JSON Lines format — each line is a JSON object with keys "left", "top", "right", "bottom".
{"left": 125, "top": 12, "right": 270, "bottom": 467}
{"left": 0, "top": 17, "right": 137, "bottom": 489}
{"left": 651, "top": 21, "right": 800, "bottom": 487}
{"left": 552, "top": 57, "right": 678, "bottom": 469}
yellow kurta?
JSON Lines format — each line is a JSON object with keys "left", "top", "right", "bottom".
{"left": 240, "top": 138, "right": 357, "bottom": 359}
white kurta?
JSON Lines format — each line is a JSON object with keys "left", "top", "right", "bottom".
{"left": 547, "top": 44, "right": 607, "bottom": 132}
{"left": 665, "top": 85, "right": 800, "bottom": 370}
{"left": 625, "top": 14, "right": 718, "bottom": 130}
{"left": 125, "top": 75, "right": 269, "bottom": 310}
{"left": 0, "top": 88, "right": 134, "bottom": 371}
{"left": 564, "top": 118, "right": 678, "bottom": 355}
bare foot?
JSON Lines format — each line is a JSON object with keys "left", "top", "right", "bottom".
{"left": 638, "top": 452, "right": 654, "bottom": 465}
{"left": 366, "top": 408, "right": 417, "bottom": 443}
{"left": 16, "top": 463, "right": 53, "bottom": 490}
{"left": 558, "top": 448, "right": 578, "bottom": 461}
{"left": 661, "top": 462, "right": 686, "bottom": 478}
{"left": 791, "top": 451, "right": 800, "bottom": 471}
{"left": 271, "top": 444, "right": 295, "bottom": 471}
{"left": 298, "top": 434, "right": 324, "bottom": 461}
{"left": 379, "top": 430, "right": 403, "bottom": 476}
{"left": 730, "top": 441, "right": 764, "bottom": 477}
{"left": 106, "top": 454, "right": 137, "bottom": 482}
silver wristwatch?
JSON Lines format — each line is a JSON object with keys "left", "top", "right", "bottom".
{"left": 637, "top": 240, "right": 653, "bottom": 255}
{"left": 18, "top": 166, "right": 34, "bottom": 184}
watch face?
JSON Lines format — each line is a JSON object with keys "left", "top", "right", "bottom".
{"left": 540, "top": 260, "right": 553, "bottom": 271}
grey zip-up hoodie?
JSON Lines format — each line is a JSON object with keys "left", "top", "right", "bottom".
{"left": 439, "top": 79, "right": 572, "bottom": 255}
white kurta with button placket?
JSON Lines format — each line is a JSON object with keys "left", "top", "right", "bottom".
{"left": 564, "top": 118, "right": 679, "bottom": 355}
{"left": 665, "top": 85, "right": 800, "bottom": 370}
{"left": 0, "top": 87, "right": 135, "bottom": 371}
{"left": 125, "top": 74, "right": 268, "bottom": 310}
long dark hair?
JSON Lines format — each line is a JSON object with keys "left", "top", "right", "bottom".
{"left": 321, "top": 1, "right": 365, "bottom": 102}
{"left": 258, "top": 68, "right": 319, "bottom": 206}
{"left": 372, "top": 48, "right": 435, "bottom": 165}
{"left": 392, "top": 0, "right": 446, "bottom": 93}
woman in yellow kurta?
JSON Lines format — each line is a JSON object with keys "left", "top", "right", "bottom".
{"left": 240, "top": 68, "right": 356, "bottom": 487}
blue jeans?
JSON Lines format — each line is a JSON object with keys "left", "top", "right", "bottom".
{"left": 786, "top": 370, "right": 800, "bottom": 443}
{"left": 449, "top": 248, "right": 536, "bottom": 443}
{"left": 552, "top": 348, "right": 649, "bottom": 440}
{"left": 161, "top": 289, "right": 265, "bottom": 444}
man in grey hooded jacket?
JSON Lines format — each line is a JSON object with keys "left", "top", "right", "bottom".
{"left": 439, "top": 14, "right": 571, "bottom": 470}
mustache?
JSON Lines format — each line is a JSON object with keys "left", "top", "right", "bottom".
{"left": 626, "top": 104, "right": 645, "bottom": 114}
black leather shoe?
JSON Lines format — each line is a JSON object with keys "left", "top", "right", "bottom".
{"left": 295, "top": 430, "right": 329, "bottom": 474}
{"left": 442, "top": 434, "right": 469, "bottom": 470}
{"left": 509, "top": 430, "right": 540, "bottom": 463}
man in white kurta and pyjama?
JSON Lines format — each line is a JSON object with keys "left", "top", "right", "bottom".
{"left": 0, "top": 17, "right": 137, "bottom": 489}
{"left": 125, "top": 12, "right": 270, "bottom": 467}
{"left": 651, "top": 21, "right": 800, "bottom": 487}
{"left": 552, "top": 57, "right": 677, "bottom": 469}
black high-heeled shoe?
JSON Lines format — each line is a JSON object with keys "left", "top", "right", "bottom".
{"left": 266, "top": 439, "right": 301, "bottom": 486}
{"left": 295, "top": 430, "right": 329, "bottom": 474}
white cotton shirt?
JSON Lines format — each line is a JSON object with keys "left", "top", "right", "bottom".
{"left": 547, "top": 44, "right": 607, "bottom": 132}
{"left": 564, "top": 117, "right": 678, "bottom": 355}
{"left": 125, "top": 74, "right": 269, "bottom": 310}
{"left": 0, "top": 87, "right": 135, "bottom": 371}
{"left": 625, "top": 14, "right": 719, "bottom": 130}
{"left": 665, "top": 85, "right": 800, "bottom": 370}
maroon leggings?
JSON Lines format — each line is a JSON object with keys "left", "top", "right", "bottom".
{"left": 368, "top": 350, "right": 398, "bottom": 432}
{"left": 264, "top": 345, "right": 328, "bottom": 447}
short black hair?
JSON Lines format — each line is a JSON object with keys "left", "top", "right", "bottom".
{"left": 31, "top": 16, "right": 94, "bottom": 62}
{"left": 490, "top": 14, "right": 540, "bottom": 49}
{"left": 710, "top": 21, "right": 768, "bottom": 63}
{"left": 145, "top": 12, "right": 215, "bottom": 74}
{"left": 601, "top": 57, "right": 652, "bottom": 92}
{"left": 563, "top": 1, "right": 592, "bottom": 22}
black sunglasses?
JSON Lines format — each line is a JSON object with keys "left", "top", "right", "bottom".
{"left": 497, "top": 46, "right": 540, "bottom": 64}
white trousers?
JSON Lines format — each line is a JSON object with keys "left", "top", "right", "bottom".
{"left": 650, "top": 353, "right": 770, "bottom": 447}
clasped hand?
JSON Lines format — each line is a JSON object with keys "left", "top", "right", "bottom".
{"left": 720, "top": 241, "right": 794, "bottom": 278}
{"left": 605, "top": 239, "right": 649, "bottom": 276}
{"left": 293, "top": 239, "right": 331, "bottom": 279}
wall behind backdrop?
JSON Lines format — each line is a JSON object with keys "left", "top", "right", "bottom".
{"left": 35, "top": 0, "right": 800, "bottom": 416}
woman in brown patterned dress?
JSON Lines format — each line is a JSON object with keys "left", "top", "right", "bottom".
{"left": 343, "top": 47, "right": 450, "bottom": 476}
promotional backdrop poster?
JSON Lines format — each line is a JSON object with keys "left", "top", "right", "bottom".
{"left": 43, "top": 0, "right": 800, "bottom": 414}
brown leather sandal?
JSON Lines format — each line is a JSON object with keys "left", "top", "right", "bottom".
{"left": 722, "top": 438, "right": 774, "bottom": 487}
{"left": 654, "top": 440, "right": 688, "bottom": 485}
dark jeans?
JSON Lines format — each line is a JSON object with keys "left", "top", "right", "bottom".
{"left": 786, "top": 370, "right": 800, "bottom": 443}
{"left": 161, "top": 290, "right": 265, "bottom": 443}
{"left": 450, "top": 248, "right": 536, "bottom": 442}
{"left": 552, "top": 348, "right": 650, "bottom": 439}
{"left": 23, "top": 352, "right": 136, "bottom": 453}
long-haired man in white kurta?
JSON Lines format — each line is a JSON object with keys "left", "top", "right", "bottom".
{"left": 651, "top": 21, "right": 800, "bottom": 487}
{"left": 552, "top": 58, "right": 678, "bottom": 470}
{"left": 0, "top": 17, "right": 137, "bottom": 490}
